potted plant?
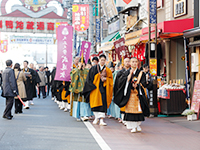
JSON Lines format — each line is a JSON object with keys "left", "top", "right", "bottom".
{"left": 182, "top": 110, "right": 197, "bottom": 121}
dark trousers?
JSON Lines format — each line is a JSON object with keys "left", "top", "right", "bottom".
{"left": 47, "top": 85, "right": 50, "bottom": 95}
{"left": 38, "top": 86, "right": 46, "bottom": 98}
{"left": 3, "top": 97, "right": 14, "bottom": 117}
{"left": 15, "top": 98, "right": 23, "bottom": 113}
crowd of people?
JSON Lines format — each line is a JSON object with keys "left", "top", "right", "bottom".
{"left": 1, "top": 60, "right": 51, "bottom": 119}
{"left": 1, "top": 54, "right": 152, "bottom": 133}
{"left": 51, "top": 54, "right": 152, "bottom": 133}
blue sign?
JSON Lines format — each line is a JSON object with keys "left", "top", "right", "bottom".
{"left": 96, "top": 18, "right": 101, "bottom": 43}
{"left": 149, "top": 0, "right": 157, "bottom": 24}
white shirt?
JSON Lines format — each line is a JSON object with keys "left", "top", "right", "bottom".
{"left": 99, "top": 65, "right": 105, "bottom": 71}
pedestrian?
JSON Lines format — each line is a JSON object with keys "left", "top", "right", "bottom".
{"left": 70, "top": 58, "right": 90, "bottom": 121}
{"left": 45, "top": 67, "right": 51, "bottom": 96}
{"left": 23, "top": 60, "right": 36, "bottom": 109}
{"left": 114, "top": 58, "right": 130, "bottom": 125}
{"left": 37, "top": 66, "right": 47, "bottom": 99}
{"left": 29, "top": 63, "right": 41, "bottom": 105}
{"left": 0, "top": 70, "right": 2, "bottom": 90}
{"left": 83, "top": 54, "right": 113, "bottom": 126}
{"left": 114, "top": 57, "right": 150, "bottom": 133}
{"left": 1, "top": 60, "right": 18, "bottom": 120}
{"left": 14, "top": 63, "right": 27, "bottom": 114}
{"left": 51, "top": 67, "right": 56, "bottom": 101}
{"left": 73, "top": 56, "right": 80, "bottom": 68}
{"left": 92, "top": 57, "right": 99, "bottom": 66}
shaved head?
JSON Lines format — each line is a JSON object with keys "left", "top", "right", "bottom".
{"left": 124, "top": 58, "right": 130, "bottom": 69}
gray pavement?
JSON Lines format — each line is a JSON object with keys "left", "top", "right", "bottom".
{"left": 0, "top": 95, "right": 101, "bottom": 150}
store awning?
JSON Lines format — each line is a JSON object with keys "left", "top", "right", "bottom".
{"left": 101, "top": 32, "right": 120, "bottom": 44}
{"left": 188, "top": 40, "right": 200, "bottom": 47}
{"left": 125, "top": 37, "right": 140, "bottom": 46}
{"left": 98, "top": 41, "right": 114, "bottom": 52}
{"left": 141, "top": 18, "right": 194, "bottom": 41}
{"left": 183, "top": 27, "right": 200, "bottom": 38}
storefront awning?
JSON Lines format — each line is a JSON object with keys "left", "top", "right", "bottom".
{"left": 141, "top": 18, "right": 194, "bottom": 41}
{"left": 183, "top": 27, "right": 200, "bottom": 38}
{"left": 101, "top": 32, "right": 121, "bottom": 44}
{"left": 98, "top": 41, "right": 114, "bottom": 52}
{"left": 125, "top": 37, "right": 140, "bottom": 46}
{"left": 188, "top": 40, "right": 200, "bottom": 47}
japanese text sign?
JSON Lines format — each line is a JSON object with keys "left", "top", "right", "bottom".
{"left": 72, "top": 4, "right": 89, "bottom": 32}
{"left": 149, "top": 0, "right": 157, "bottom": 24}
{"left": 114, "top": 38, "right": 129, "bottom": 60}
{"left": 54, "top": 25, "right": 73, "bottom": 81}
{"left": 150, "top": 59, "right": 157, "bottom": 76}
{"left": 80, "top": 41, "right": 91, "bottom": 63}
{"left": 191, "top": 80, "right": 200, "bottom": 112}
{"left": 0, "top": 40, "right": 8, "bottom": 53}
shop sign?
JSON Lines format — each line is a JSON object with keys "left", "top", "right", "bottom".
{"left": 72, "top": 4, "right": 89, "bottom": 32}
{"left": 126, "top": 15, "right": 137, "bottom": 30}
{"left": 0, "top": 17, "right": 65, "bottom": 34}
{"left": 191, "top": 80, "right": 200, "bottom": 113}
{"left": 125, "top": 30, "right": 142, "bottom": 40}
{"left": 108, "top": 20, "right": 120, "bottom": 35}
{"left": 0, "top": 40, "right": 8, "bottom": 53}
{"left": 173, "top": 0, "right": 187, "bottom": 18}
{"left": 96, "top": 18, "right": 101, "bottom": 43}
{"left": 150, "top": 59, "right": 157, "bottom": 76}
{"left": 149, "top": 0, "right": 157, "bottom": 24}
{"left": 112, "top": 49, "right": 117, "bottom": 62}
{"left": 10, "top": 36, "right": 54, "bottom": 45}
{"left": 114, "top": 38, "right": 130, "bottom": 60}
{"left": 80, "top": 41, "right": 91, "bottom": 64}
{"left": 101, "top": 0, "right": 118, "bottom": 20}
{"left": 54, "top": 25, "right": 73, "bottom": 81}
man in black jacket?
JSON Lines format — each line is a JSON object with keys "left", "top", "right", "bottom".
{"left": 2, "top": 60, "right": 18, "bottom": 120}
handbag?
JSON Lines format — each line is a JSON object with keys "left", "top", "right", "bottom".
{"left": 97, "top": 65, "right": 107, "bottom": 82}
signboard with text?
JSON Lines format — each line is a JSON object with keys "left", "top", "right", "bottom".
{"left": 54, "top": 25, "right": 73, "bottom": 81}
{"left": 149, "top": 0, "right": 157, "bottom": 24}
{"left": 191, "top": 80, "right": 200, "bottom": 112}
{"left": 0, "top": 40, "right": 8, "bottom": 53}
{"left": 0, "top": 17, "right": 66, "bottom": 34}
{"left": 173, "top": 0, "right": 187, "bottom": 18}
{"left": 80, "top": 41, "right": 91, "bottom": 64}
{"left": 150, "top": 59, "right": 157, "bottom": 76}
{"left": 72, "top": 4, "right": 89, "bottom": 32}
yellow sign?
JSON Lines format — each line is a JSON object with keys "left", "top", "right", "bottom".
{"left": 150, "top": 59, "right": 157, "bottom": 76}
{"left": 72, "top": 5, "right": 79, "bottom": 12}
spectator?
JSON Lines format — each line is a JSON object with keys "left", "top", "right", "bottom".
{"left": 45, "top": 67, "right": 51, "bottom": 96}
{"left": 1, "top": 60, "right": 18, "bottom": 120}
{"left": 37, "top": 66, "right": 47, "bottom": 99}
{"left": 14, "top": 63, "right": 27, "bottom": 114}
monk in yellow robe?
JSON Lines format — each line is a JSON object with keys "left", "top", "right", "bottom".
{"left": 83, "top": 54, "right": 113, "bottom": 126}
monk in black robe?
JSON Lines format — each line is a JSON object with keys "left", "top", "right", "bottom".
{"left": 114, "top": 58, "right": 130, "bottom": 124}
{"left": 83, "top": 54, "right": 113, "bottom": 126}
{"left": 114, "top": 57, "right": 149, "bottom": 133}
{"left": 23, "top": 60, "right": 36, "bottom": 109}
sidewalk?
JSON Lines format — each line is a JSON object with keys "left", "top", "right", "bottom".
{"left": 91, "top": 117, "right": 200, "bottom": 150}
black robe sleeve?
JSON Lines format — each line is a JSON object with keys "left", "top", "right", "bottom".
{"left": 82, "top": 65, "right": 97, "bottom": 101}
{"left": 114, "top": 69, "right": 131, "bottom": 108}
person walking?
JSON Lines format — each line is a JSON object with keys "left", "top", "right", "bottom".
{"left": 23, "top": 60, "right": 36, "bottom": 109}
{"left": 1, "top": 60, "right": 18, "bottom": 120}
{"left": 83, "top": 54, "right": 113, "bottom": 126}
{"left": 45, "top": 67, "right": 51, "bottom": 96}
{"left": 37, "top": 66, "right": 47, "bottom": 99}
{"left": 14, "top": 63, "right": 27, "bottom": 114}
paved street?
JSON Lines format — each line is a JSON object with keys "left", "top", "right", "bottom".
{"left": 1, "top": 95, "right": 200, "bottom": 150}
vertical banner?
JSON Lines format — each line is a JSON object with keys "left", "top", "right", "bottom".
{"left": 72, "top": 4, "right": 89, "bottom": 32}
{"left": 114, "top": 38, "right": 129, "bottom": 60}
{"left": 54, "top": 25, "right": 73, "bottom": 81}
{"left": 112, "top": 49, "right": 117, "bottom": 62}
{"left": 0, "top": 40, "right": 8, "bottom": 53}
{"left": 149, "top": 0, "right": 157, "bottom": 24}
{"left": 96, "top": 18, "right": 101, "bottom": 43}
{"left": 150, "top": 59, "right": 157, "bottom": 76}
{"left": 80, "top": 41, "right": 91, "bottom": 63}
{"left": 56, "top": 22, "right": 68, "bottom": 39}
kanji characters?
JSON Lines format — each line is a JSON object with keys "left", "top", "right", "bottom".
{"left": 47, "top": 22, "right": 54, "bottom": 31}
{"left": 16, "top": 21, "right": 24, "bottom": 29}
{"left": 5, "top": 21, "right": 13, "bottom": 29}
{"left": 37, "top": 22, "right": 44, "bottom": 30}
{"left": 27, "top": 21, "right": 34, "bottom": 30}
{"left": 0, "top": 20, "right": 2, "bottom": 28}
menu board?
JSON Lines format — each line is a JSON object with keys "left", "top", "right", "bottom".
{"left": 191, "top": 80, "right": 200, "bottom": 112}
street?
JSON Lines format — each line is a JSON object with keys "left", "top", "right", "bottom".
{"left": 1, "top": 96, "right": 200, "bottom": 150}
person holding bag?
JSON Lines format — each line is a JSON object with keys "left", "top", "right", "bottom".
{"left": 14, "top": 63, "right": 27, "bottom": 114}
